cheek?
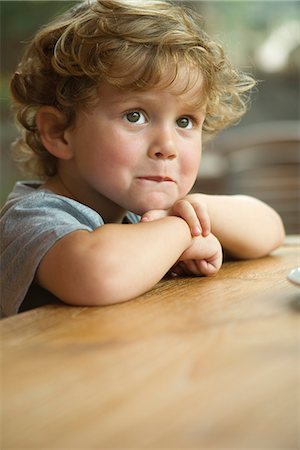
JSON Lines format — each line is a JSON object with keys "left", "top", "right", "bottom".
{"left": 182, "top": 148, "right": 201, "bottom": 178}
{"left": 82, "top": 136, "right": 136, "bottom": 174}
{"left": 97, "top": 131, "right": 140, "bottom": 167}
{"left": 178, "top": 147, "right": 201, "bottom": 194}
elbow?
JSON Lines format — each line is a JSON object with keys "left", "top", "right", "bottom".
{"left": 235, "top": 210, "right": 286, "bottom": 260}
{"left": 271, "top": 212, "right": 286, "bottom": 249}
{"left": 38, "top": 227, "right": 143, "bottom": 308}
{"left": 66, "top": 262, "right": 135, "bottom": 307}
{"left": 61, "top": 249, "right": 140, "bottom": 307}
{"left": 248, "top": 196, "right": 286, "bottom": 258}
{"left": 259, "top": 208, "right": 286, "bottom": 256}
{"left": 86, "top": 272, "right": 135, "bottom": 306}
{"left": 59, "top": 272, "right": 135, "bottom": 307}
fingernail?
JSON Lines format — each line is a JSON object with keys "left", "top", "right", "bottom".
{"left": 141, "top": 216, "right": 149, "bottom": 222}
{"left": 193, "top": 226, "right": 202, "bottom": 236}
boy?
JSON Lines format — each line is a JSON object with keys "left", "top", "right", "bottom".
{"left": 0, "top": 0, "right": 285, "bottom": 317}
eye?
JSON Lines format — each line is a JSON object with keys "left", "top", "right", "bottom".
{"left": 124, "top": 111, "right": 146, "bottom": 125}
{"left": 176, "top": 116, "right": 193, "bottom": 129}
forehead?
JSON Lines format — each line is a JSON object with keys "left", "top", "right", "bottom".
{"left": 100, "top": 65, "right": 206, "bottom": 110}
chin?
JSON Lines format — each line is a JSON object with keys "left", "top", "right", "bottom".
{"left": 132, "top": 201, "right": 174, "bottom": 216}
{"left": 125, "top": 192, "right": 181, "bottom": 215}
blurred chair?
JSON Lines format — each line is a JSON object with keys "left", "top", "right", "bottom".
{"left": 194, "top": 121, "right": 300, "bottom": 234}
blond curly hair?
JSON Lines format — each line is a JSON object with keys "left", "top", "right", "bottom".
{"left": 10, "top": 0, "right": 255, "bottom": 178}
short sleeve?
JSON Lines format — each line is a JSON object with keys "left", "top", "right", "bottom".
{"left": 0, "top": 191, "right": 103, "bottom": 317}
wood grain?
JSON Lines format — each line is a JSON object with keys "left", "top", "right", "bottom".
{"left": 1, "top": 240, "right": 299, "bottom": 448}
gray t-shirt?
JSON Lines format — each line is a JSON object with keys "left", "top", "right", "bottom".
{"left": 0, "top": 182, "right": 139, "bottom": 317}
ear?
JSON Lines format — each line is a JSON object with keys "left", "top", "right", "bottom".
{"left": 35, "top": 106, "right": 73, "bottom": 160}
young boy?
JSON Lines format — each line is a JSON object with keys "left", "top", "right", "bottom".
{"left": 0, "top": 0, "right": 285, "bottom": 317}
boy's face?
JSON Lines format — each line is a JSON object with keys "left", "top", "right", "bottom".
{"left": 63, "top": 73, "right": 205, "bottom": 218}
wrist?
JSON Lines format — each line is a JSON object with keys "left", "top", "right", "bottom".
{"left": 163, "top": 215, "right": 193, "bottom": 247}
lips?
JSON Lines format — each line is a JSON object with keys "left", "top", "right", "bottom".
{"left": 137, "top": 176, "right": 174, "bottom": 182}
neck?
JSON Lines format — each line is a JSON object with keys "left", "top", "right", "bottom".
{"left": 42, "top": 174, "right": 127, "bottom": 224}
{"left": 56, "top": 173, "right": 78, "bottom": 202}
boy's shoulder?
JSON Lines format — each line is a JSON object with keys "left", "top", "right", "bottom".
{"left": 1, "top": 181, "right": 104, "bottom": 229}
{"left": 1, "top": 181, "right": 140, "bottom": 226}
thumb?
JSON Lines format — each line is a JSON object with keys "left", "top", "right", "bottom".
{"left": 140, "top": 209, "right": 168, "bottom": 222}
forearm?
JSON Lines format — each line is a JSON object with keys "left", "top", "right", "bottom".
{"left": 37, "top": 216, "right": 193, "bottom": 306}
{"left": 199, "top": 194, "right": 285, "bottom": 258}
{"left": 89, "top": 217, "right": 193, "bottom": 300}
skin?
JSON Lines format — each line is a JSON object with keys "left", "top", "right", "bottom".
{"left": 34, "top": 72, "right": 285, "bottom": 306}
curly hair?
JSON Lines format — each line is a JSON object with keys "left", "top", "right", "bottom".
{"left": 10, "top": 0, "right": 256, "bottom": 178}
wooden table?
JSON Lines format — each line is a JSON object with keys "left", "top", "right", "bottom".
{"left": 1, "top": 237, "right": 299, "bottom": 448}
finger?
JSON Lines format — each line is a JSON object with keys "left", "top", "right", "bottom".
{"left": 196, "top": 258, "right": 221, "bottom": 276}
{"left": 169, "top": 263, "right": 184, "bottom": 277}
{"left": 176, "top": 261, "right": 189, "bottom": 276}
{"left": 140, "top": 209, "right": 167, "bottom": 222}
{"left": 172, "top": 200, "right": 202, "bottom": 237}
{"left": 178, "top": 260, "right": 200, "bottom": 276}
{"left": 190, "top": 201, "right": 211, "bottom": 237}
{"left": 183, "top": 259, "right": 203, "bottom": 276}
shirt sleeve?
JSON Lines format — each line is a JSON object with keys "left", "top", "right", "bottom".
{"left": 0, "top": 192, "right": 103, "bottom": 317}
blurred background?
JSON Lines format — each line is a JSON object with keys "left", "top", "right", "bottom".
{"left": 1, "top": 0, "right": 299, "bottom": 233}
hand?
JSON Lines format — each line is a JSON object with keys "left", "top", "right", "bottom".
{"left": 141, "top": 194, "right": 210, "bottom": 237}
{"left": 171, "top": 232, "right": 223, "bottom": 277}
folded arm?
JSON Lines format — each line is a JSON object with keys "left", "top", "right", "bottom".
{"left": 199, "top": 194, "right": 285, "bottom": 259}
{"left": 36, "top": 216, "right": 221, "bottom": 307}
{"left": 141, "top": 193, "right": 285, "bottom": 259}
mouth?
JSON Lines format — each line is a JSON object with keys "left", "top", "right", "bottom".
{"left": 137, "top": 176, "right": 175, "bottom": 183}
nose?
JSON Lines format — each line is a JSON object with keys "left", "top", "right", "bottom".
{"left": 148, "top": 125, "right": 177, "bottom": 160}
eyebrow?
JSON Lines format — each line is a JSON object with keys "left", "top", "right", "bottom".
{"left": 110, "top": 91, "right": 152, "bottom": 104}
{"left": 112, "top": 91, "right": 207, "bottom": 110}
{"left": 181, "top": 99, "right": 207, "bottom": 112}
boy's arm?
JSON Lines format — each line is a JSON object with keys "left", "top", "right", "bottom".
{"left": 198, "top": 194, "right": 285, "bottom": 259}
{"left": 36, "top": 216, "right": 220, "bottom": 307}
{"left": 141, "top": 194, "right": 285, "bottom": 259}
